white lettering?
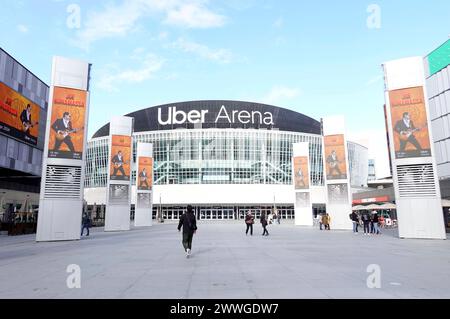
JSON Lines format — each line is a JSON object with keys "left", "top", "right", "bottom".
{"left": 215, "top": 105, "right": 232, "bottom": 123}
{"left": 158, "top": 107, "right": 171, "bottom": 125}
{"left": 252, "top": 111, "right": 262, "bottom": 124}
{"left": 173, "top": 108, "right": 187, "bottom": 124}
{"left": 66, "top": 264, "right": 81, "bottom": 289}
{"left": 238, "top": 110, "right": 250, "bottom": 124}
{"left": 188, "top": 110, "right": 201, "bottom": 123}
{"left": 366, "top": 264, "right": 381, "bottom": 288}
{"left": 263, "top": 112, "right": 274, "bottom": 125}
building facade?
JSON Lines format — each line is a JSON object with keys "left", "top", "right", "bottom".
{"left": 0, "top": 48, "right": 49, "bottom": 214}
{"left": 84, "top": 101, "right": 368, "bottom": 220}
{"left": 425, "top": 39, "right": 450, "bottom": 198}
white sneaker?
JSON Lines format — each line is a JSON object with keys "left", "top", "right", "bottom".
{"left": 187, "top": 248, "right": 191, "bottom": 257}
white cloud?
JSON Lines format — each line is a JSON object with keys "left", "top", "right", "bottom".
{"left": 17, "top": 24, "right": 28, "bottom": 33}
{"left": 96, "top": 53, "right": 164, "bottom": 92}
{"left": 172, "top": 38, "right": 232, "bottom": 63}
{"left": 164, "top": 2, "right": 226, "bottom": 28}
{"left": 273, "top": 17, "right": 283, "bottom": 28}
{"left": 347, "top": 129, "right": 391, "bottom": 179}
{"left": 71, "top": 0, "right": 226, "bottom": 50}
{"left": 262, "top": 86, "right": 301, "bottom": 105}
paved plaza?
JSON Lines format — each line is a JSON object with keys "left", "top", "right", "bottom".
{"left": 0, "top": 220, "right": 449, "bottom": 299}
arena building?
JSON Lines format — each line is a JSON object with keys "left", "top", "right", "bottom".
{"left": 84, "top": 101, "right": 368, "bottom": 221}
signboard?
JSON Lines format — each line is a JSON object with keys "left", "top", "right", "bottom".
{"left": 137, "top": 156, "right": 153, "bottom": 190}
{"left": 110, "top": 135, "right": 131, "bottom": 181}
{"left": 48, "top": 87, "right": 87, "bottom": 159}
{"left": 0, "top": 81, "right": 40, "bottom": 145}
{"left": 389, "top": 86, "right": 431, "bottom": 159}
{"left": 324, "top": 134, "right": 347, "bottom": 180}
{"left": 293, "top": 156, "right": 309, "bottom": 189}
{"left": 327, "top": 183, "right": 349, "bottom": 205}
{"left": 352, "top": 196, "right": 390, "bottom": 204}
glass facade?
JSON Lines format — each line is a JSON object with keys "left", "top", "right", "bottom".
{"left": 85, "top": 129, "right": 324, "bottom": 188}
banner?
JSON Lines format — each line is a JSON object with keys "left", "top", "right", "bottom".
{"left": 108, "top": 184, "right": 130, "bottom": 205}
{"left": 324, "top": 134, "right": 347, "bottom": 180}
{"left": 0, "top": 81, "right": 40, "bottom": 145}
{"left": 110, "top": 135, "right": 131, "bottom": 181}
{"left": 137, "top": 156, "right": 153, "bottom": 190}
{"left": 327, "top": 183, "right": 349, "bottom": 205}
{"left": 293, "top": 156, "right": 309, "bottom": 189}
{"left": 389, "top": 86, "right": 431, "bottom": 159}
{"left": 295, "top": 192, "right": 310, "bottom": 208}
{"left": 48, "top": 87, "right": 87, "bottom": 159}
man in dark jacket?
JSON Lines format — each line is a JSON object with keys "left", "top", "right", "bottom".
{"left": 351, "top": 211, "right": 359, "bottom": 234}
{"left": 178, "top": 205, "right": 197, "bottom": 258}
{"left": 81, "top": 213, "right": 91, "bottom": 236}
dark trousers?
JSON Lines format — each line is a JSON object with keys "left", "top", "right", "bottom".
{"left": 363, "top": 222, "right": 370, "bottom": 233}
{"left": 182, "top": 232, "right": 194, "bottom": 251}
{"left": 262, "top": 225, "right": 269, "bottom": 235}
{"left": 113, "top": 166, "right": 126, "bottom": 176}
{"left": 246, "top": 223, "right": 253, "bottom": 235}
{"left": 54, "top": 136, "right": 75, "bottom": 152}
{"left": 400, "top": 135, "right": 422, "bottom": 151}
{"left": 81, "top": 225, "right": 89, "bottom": 236}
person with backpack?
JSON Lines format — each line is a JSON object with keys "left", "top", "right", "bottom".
{"left": 178, "top": 205, "right": 197, "bottom": 258}
{"left": 350, "top": 211, "right": 359, "bottom": 234}
{"left": 245, "top": 211, "right": 255, "bottom": 236}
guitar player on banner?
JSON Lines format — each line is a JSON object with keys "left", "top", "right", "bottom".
{"left": 20, "top": 104, "right": 37, "bottom": 137}
{"left": 51, "top": 112, "right": 76, "bottom": 152}
{"left": 394, "top": 112, "right": 423, "bottom": 152}
{"left": 326, "top": 150, "right": 342, "bottom": 178}
{"left": 112, "top": 150, "right": 127, "bottom": 177}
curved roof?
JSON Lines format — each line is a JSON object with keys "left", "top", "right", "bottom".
{"left": 92, "top": 100, "right": 321, "bottom": 138}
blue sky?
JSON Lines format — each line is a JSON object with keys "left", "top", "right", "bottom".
{"left": 1, "top": 0, "right": 450, "bottom": 177}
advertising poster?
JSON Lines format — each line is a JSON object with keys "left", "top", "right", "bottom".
{"left": 137, "top": 156, "right": 153, "bottom": 190}
{"left": 293, "top": 156, "right": 309, "bottom": 189}
{"left": 324, "top": 134, "right": 347, "bottom": 180}
{"left": 327, "top": 183, "right": 349, "bottom": 205}
{"left": 108, "top": 185, "right": 129, "bottom": 205}
{"left": 137, "top": 193, "right": 151, "bottom": 209}
{"left": 295, "top": 192, "right": 310, "bottom": 208}
{"left": 48, "top": 86, "right": 87, "bottom": 160}
{"left": 389, "top": 86, "right": 431, "bottom": 159}
{"left": 110, "top": 135, "right": 131, "bottom": 181}
{"left": 0, "top": 81, "right": 40, "bottom": 145}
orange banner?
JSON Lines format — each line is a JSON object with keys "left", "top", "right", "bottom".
{"left": 137, "top": 156, "right": 153, "bottom": 190}
{"left": 48, "top": 87, "right": 87, "bottom": 160}
{"left": 293, "top": 156, "right": 309, "bottom": 189}
{"left": 110, "top": 135, "right": 131, "bottom": 181}
{"left": 389, "top": 86, "right": 431, "bottom": 159}
{"left": 0, "top": 81, "right": 40, "bottom": 145}
{"left": 324, "top": 134, "right": 347, "bottom": 180}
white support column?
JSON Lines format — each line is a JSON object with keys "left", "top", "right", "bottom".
{"left": 293, "top": 142, "right": 313, "bottom": 226}
{"left": 322, "top": 116, "right": 353, "bottom": 230}
{"left": 134, "top": 143, "right": 153, "bottom": 227}
{"left": 36, "top": 56, "right": 91, "bottom": 242}
{"left": 104, "top": 116, "right": 134, "bottom": 231}
{"left": 383, "top": 57, "right": 446, "bottom": 239}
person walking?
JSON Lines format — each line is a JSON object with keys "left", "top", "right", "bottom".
{"left": 260, "top": 212, "right": 269, "bottom": 236}
{"left": 81, "top": 213, "right": 91, "bottom": 236}
{"left": 277, "top": 210, "right": 281, "bottom": 224}
{"left": 351, "top": 211, "right": 359, "bottom": 234}
{"left": 178, "top": 205, "right": 197, "bottom": 258}
{"left": 245, "top": 211, "right": 255, "bottom": 235}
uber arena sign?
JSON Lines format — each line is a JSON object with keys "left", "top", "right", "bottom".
{"left": 158, "top": 105, "right": 274, "bottom": 126}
